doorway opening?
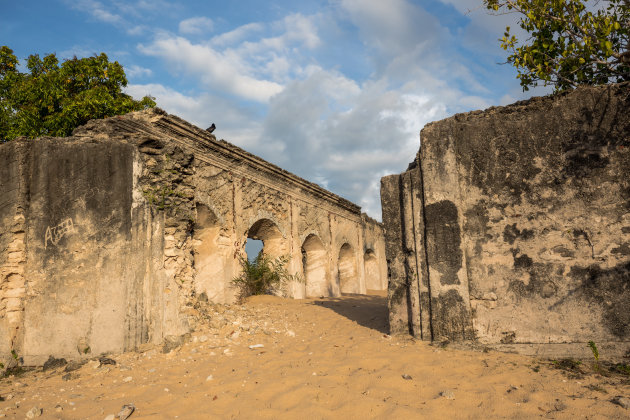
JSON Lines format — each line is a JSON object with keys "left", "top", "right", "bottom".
{"left": 193, "top": 203, "right": 225, "bottom": 302}
{"left": 338, "top": 243, "right": 359, "bottom": 293}
{"left": 364, "top": 249, "right": 381, "bottom": 290}
{"left": 302, "top": 234, "right": 330, "bottom": 297}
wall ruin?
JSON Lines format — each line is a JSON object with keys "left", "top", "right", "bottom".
{"left": 381, "top": 83, "right": 630, "bottom": 360}
{"left": 0, "top": 109, "right": 387, "bottom": 365}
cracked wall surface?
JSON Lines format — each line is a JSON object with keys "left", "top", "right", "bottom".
{"left": 381, "top": 83, "right": 630, "bottom": 360}
{"left": 0, "top": 109, "right": 386, "bottom": 365}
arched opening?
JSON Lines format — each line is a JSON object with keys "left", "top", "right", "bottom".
{"left": 246, "top": 218, "right": 285, "bottom": 258}
{"left": 193, "top": 203, "right": 226, "bottom": 302}
{"left": 338, "top": 243, "right": 359, "bottom": 294}
{"left": 364, "top": 249, "right": 381, "bottom": 290}
{"left": 302, "top": 234, "right": 329, "bottom": 297}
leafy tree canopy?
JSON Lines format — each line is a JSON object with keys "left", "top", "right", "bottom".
{"left": 484, "top": 0, "right": 629, "bottom": 91}
{"left": 0, "top": 46, "right": 155, "bottom": 142}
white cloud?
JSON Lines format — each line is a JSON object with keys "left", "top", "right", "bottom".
{"left": 179, "top": 17, "right": 214, "bottom": 35}
{"left": 138, "top": 36, "right": 284, "bottom": 102}
{"left": 125, "top": 83, "right": 205, "bottom": 125}
{"left": 126, "top": 64, "right": 153, "bottom": 78}
{"left": 126, "top": 25, "right": 147, "bottom": 36}
{"left": 210, "top": 23, "right": 264, "bottom": 46}
{"left": 254, "top": 66, "right": 456, "bottom": 219}
{"left": 380, "top": 94, "right": 447, "bottom": 133}
{"left": 121, "top": 2, "right": 542, "bottom": 218}
{"left": 113, "top": 0, "right": 176, "bottom": 15}
{"left": 439, "top": 0, "right": 486, "bottom": 14}
{"left": 65, "top": 0, "right": 155, "bottom": 35}
{"left": 282, "top": 13, "right": 320, "bottom": 49}
{"left": 69, "top": 0, "right": 123, "bottom": 24}
{"left": 125, "top": 83, "right": 263, "bottom": 146}
{"left": 339, "top": 0, "right": 443, "bottom": 58}
{"left": 139, "top": 13, "right": 323, "bottom": 102}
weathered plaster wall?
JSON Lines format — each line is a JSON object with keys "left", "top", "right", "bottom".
{"left": 382, "top": 83, "right": 630, "bottom": 359}
{"left": 0, "top": 134, "right": 184, "bottom": 365}
{"left": 0, "top": 141, "right": 28, "bottom": 366}
{"left": 362, "top": 214, "right": 388, "bottom": 291}
{"left": 0, "top": 108, "right": 387, "bottom": 365}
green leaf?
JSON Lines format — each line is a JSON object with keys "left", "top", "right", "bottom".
{"left": 483, "top": 0, "right": 628, "bottom": 92}
{"left": 1, "top": 45, "right": 156, "bottom": 142}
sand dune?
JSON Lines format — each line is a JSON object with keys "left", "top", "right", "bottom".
{"left": 0, "top": 292, "right": 628, "bottom": 419}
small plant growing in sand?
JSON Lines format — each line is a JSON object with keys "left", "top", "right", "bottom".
{"left": 551, "top": 358, "right": 583, "bottom": 378}
{"left": 1, "top": 349, "right": 25, "bottom": 377}
{"left": 614, "top": 363, "right": 630, "bottom": 375}
{"left": 588, "top": 340, "right": 600, "bottom": 372}
{"left": 231, "top": 253, "right": 303, "bottom": 300}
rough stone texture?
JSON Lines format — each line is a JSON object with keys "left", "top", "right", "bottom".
{"left": 0, "top": 140, "right": 29, "bottom": 365}
{"left": 0, "top": 109, "right": 386, "bottom": 365}
{"left": 381, "top": 83, "right": 630, "bottom": 359}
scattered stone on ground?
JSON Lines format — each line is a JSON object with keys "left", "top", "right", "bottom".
{"left": 98, "top": 357, "right": 116, "bottom": 367}
{"left": 116, "top": 403, "right": 135, "bottom": 420}
{"left": 63, "top": 361, "right": 84, "bottom": 372}
{"left": 42, "top": 356, "right": 67, "bottom": 372}
{"left": 0, "top": 293, "right": 628, "bottom": 419}
{"left": 611, "top": 395, "right": 630, "bottom": 409}
{"left": 25, "top": 406, "right": 42, "bottom": 418}
{"left": 161, "top": 334, "right": 191, "bottom": 353}
{"left": 439, "top": 390, "right": 455, "bottom": 400}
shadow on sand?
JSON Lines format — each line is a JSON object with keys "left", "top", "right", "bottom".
{"left": 310, "top": 293, "right": 389, "bottom": 334}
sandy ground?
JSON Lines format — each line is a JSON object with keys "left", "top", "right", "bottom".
{"left": 1, "top": 292, "right": 628, "bottom": 419}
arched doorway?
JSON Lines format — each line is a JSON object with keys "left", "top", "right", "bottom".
{"left": 302, "top": 234, "right": 329, "bottom": 297}
{"left": 338, "top": 243, "right": 359, "bottom": 294}
{"left": 246, "top": 218, "right": 285, "bottom": 258}
{"left": 240, "top": 219, "right": 288, "bottom": 297}
{"left": 364, "top": 249, "right": 380, "bottom": 290}
{"left": 193, "top": 203, "right": 226, "bottom": 302}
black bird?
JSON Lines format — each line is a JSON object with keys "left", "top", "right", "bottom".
{"left": 206, "top": 123, "right": 216, "bottom": 133}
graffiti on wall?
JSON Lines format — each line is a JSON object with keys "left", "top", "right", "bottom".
{"left": 45, "top": 218, "right": 75, "bottom": 249}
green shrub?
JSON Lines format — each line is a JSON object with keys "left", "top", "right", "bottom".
{"left": 231, "top": 253, "right": 302, "bottom": 300}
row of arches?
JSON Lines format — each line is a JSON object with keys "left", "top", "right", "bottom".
{"left": 193, "top": 203, "right": 381, "bottom": 301}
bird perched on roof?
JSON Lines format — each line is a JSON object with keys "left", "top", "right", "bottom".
{"left": 206, "top": 123, "right": 216, "bottom": 133}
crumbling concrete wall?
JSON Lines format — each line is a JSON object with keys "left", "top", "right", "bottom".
{"left": 382, "top": 83, "right": 630, "bottom": 359}
{"left": 0, "top": 108, "right": 387, "bottom": 365}
{"left": 0, "top": 131, "right": 183, "bottom": 366}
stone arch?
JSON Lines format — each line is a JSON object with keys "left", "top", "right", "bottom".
{"left": 338, "top": 243, "right": 359, "bottom": 294}
{"left": 193, "top": 203, "right": 227, "bottom": 302}
{"left": 364, "top": 249, "right": 380, "bottom": 290}
{"left": 302, "top": 234, "right": 330, "bottom": 297}
{"left": 247, "top": 218, "right": 286, "bottom": 257}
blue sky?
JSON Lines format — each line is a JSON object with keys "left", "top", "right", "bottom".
{"left": 1, "top": 0, "right": 550, "bottom": 219}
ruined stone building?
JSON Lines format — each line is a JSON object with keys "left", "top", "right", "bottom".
{"left": 0, "top": 109, "right": 387, "bottom": 365}
{"left": 382, "top": 83, "right": 629, "bottom": 359}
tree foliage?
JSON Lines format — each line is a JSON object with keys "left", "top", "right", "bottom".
{"left": 0, "top": 46, "right": 155, "bottom": 142}
{"left": 484, "top": 0, "right": 630, "bottom": 91}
